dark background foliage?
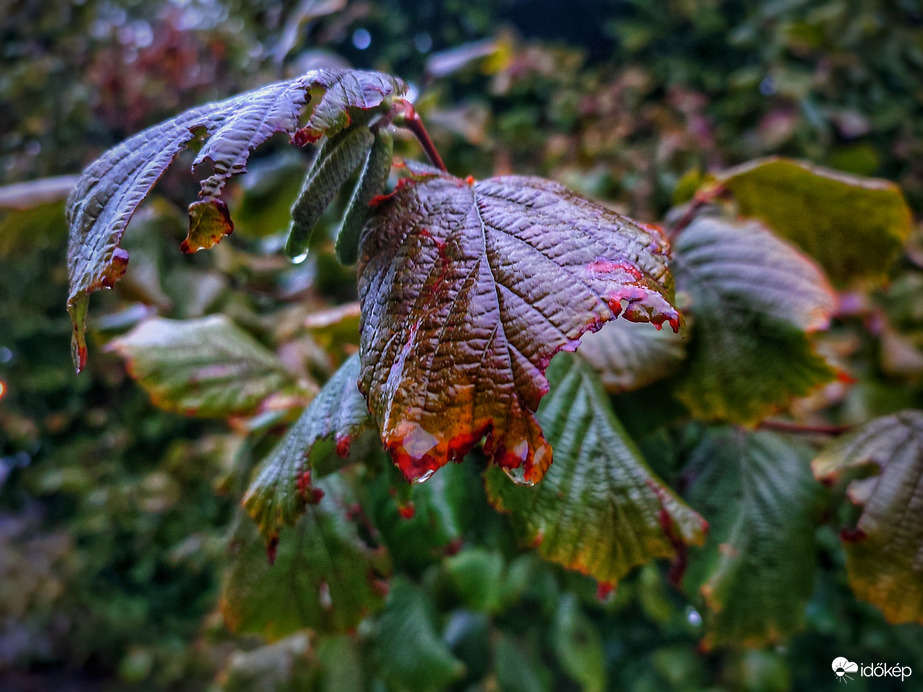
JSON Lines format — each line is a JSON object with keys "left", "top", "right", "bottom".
{"left": 2, "top": 0, "right": 923, "bottom": 690}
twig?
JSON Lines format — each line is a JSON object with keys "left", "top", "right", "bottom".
{"left": 392, "top": 98, "right": 447, "bottom": 172}
{"left": 758, "top": 419, "right": 853, "bottom": 436}
{"left": 665, "top": 182, "right": 726, "bottom": 239}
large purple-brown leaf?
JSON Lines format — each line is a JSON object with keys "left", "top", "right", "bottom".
{"left": 66, "top": 69, "right": 405, "bottom": 372}
{"left": 358, "top": 172, "right": 679, "bottom": 485}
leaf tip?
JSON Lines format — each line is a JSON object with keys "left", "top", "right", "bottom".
{"left": 183, "top": 199, "right": 234, "bottom": 254}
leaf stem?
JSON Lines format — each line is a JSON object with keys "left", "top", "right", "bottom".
{"left": 758, "top": 419, "right": 854, "bottom": 436}
{"left": 665, "top": 182, "right": 726, "bottom": 239}
{"left": 391, "top": 98, "right": 447, "bottom": 172}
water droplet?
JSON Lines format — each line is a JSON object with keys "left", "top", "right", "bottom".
{"left": 414, "top": 32, "right": 433, "bottom": 53}
{"left": 503, "top": 465, "right": 535, "bottom": 486}
{"left": 413, "top": 468, "right": 436, "bottom": 484}
{"left": 686, "top": 606, "right": 702, "bottom": 626}
{"left": 352, "top": 28, "right": 372, "bottom": 50}
{"left": 292, "top": 251, "right": 309, "bottom": 264}
{"left": 0, "top": 347, "right": 14, "bottom": 363}
{"left": 401, "top": 423, "right": 438, "bottom": 457}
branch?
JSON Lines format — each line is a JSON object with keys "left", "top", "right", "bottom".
{"left": 391, "top": 98, "right": 447, "bottom": 172}
{"left": 758, "top": 419, "right": 854, "bottom": 436}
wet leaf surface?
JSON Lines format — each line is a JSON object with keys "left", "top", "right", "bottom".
{"left": 358, "top": 171, "right": 679, "bottom": 484}
{"left": 108, "top": 315, "right": 301, "bottom": 418}
{"left": 670, "top": 217, "right": 836, "bottom": 424}
{"left": 243, "top": 354, "right": 378, "bottom": 543}
{"left": 66, "top": 69, "right": 405, "bottom": 370}
{"left": 683, "top": 429, "right": 823, "bottom": 648}
{"left": 812, "top": 411, "right": 923, "bottom": 624}
{"left": 721, "top": 157, "right": 912, "bottom": 285}
{"left": 486, "top": 354, "right": 706, "bottom": 585}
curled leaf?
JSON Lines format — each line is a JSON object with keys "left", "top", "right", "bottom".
{"left": 285, "top": 126, "right": 375, "bottom": 258}
{"left": 337, "top": 129, "right": 394, "bottom": 265}
{"left": 359, "top": 172, "right": 679, "bottom": 485}
{"left": 66, "top": 68, "right": 406, "bottom": 371}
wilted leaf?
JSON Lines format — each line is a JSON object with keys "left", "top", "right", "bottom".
{"left": 372, "top": 578, "right": 466, "bottom": 692}
{"left": 108, "top": 315, "right": 299, "bottom": 418}
{"left": 66, "top": 68, "right": 406, "bottom": 371}
{"left": 671, "top": 217, "right": 836, "bottom": 424}
{"left": 683, "top": 429, "right": 822, "bottom": 649}
{"left": 244, "top": 353, "right": 378, "bottom": 542}
{"left": 285, "top": 126, "right": 375, "bottom": 258}
{"left": 720, "top": 157, "right": 912, "bottom": 285}
{"left": 337, "top": 129, "right": 394, "bottom": 265}
{"left": 486, "top": 354, "right": 706, "bottom": 584}
{"left": 577, "top": 316, "right": 685, "bottom": 392}
{"left": 359, "top": 172, "right": 679, "bottom": 484}
{"left": 222, "top": 474, "right": 388, "bottom": 639}
{"left": 812, "top": 411, "right": 923, "bottom": 624}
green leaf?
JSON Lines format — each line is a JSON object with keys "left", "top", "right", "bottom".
{"left": 443, "top": 548, "right": 506, "bottom": 613}
{"left": 222, "top": 474, "right": 388, "bottom": 639}
{"left": 285, "top": 126, "right": 375, "bottom": 259}
{"left": 683, "top": 429, "right": 822, "bottom": 649}
{"left": 107, "top": 315, "right": 301, "bottom": 418}
{"left": 359, "top": 171, "right": 679, "bottom": 484}
{"left": 243, "top": 353, "right": 378, "bottom": 543}
{"left": 337, "top": 129, "right": 394, "bottom": 265}
{"left": 364, "top": 460, "right": 470, "bottom": 571}
{"left": 486, "top": 354, "right": 706, "bottom": 585}
{"left": 372, "top": 578, "right": 466, "bottom": 692}
{"left": 551, "top": 593, "right": 606, "bottom": 692}
{"left": 577, "top": 316, "right": 685, "bottom": 392}
{"left": 720, "top": 157, "right": 912, "bottom": 285}
{"left": 812, "top": 411, "right": 923, "bottom": 624}
{"left": 671, "top": 217, "right": 836, "bottom": 424}
{"left": 493, "top": 631, "right": 553, "bottom": 692}
{"left": 66, "top": 68, "right": 405, "bottom": 371}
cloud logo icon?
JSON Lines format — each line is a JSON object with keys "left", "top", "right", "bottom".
{"left": 832, "top": 657, "right": 859, "bottom": 682}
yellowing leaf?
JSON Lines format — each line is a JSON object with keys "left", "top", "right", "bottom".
{"left": 720, "top": 157, "right": 912, "bottom": 285}
{"left": 812, "top": 411, "right": 923, "bottom": 624}
{"left": 359, "top": 171, "right": 679, "bottom": 485}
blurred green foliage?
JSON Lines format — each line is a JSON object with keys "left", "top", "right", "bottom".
{"left": 3, "top": 0, "right": 923, "bottom": 690}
